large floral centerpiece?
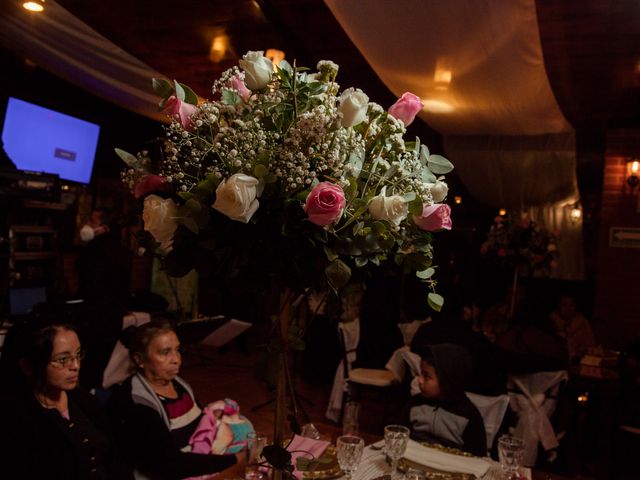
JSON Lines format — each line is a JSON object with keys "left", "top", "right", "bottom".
{"left": 481, "top": 213, "right": 558, "bottom": 277}
{"left": 119, "top": 51, "right": 454, "bottom": 312}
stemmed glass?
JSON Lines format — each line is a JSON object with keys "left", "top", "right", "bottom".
{"left": 497, "top": 435, "right": 524, "bottom": 480}
{"left": 384, "top": 425, "right": 410, "bottom": 480}
{"left": 336, "top": 435, "right": 365, "bottom": 480}
{"left": 245, "top": 432, "right": 268, "bottom": 480}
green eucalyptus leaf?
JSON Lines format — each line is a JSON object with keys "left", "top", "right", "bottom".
{"left": 180, "top": 83, "right": 199, "bottom": 105}
{"left": 427, "top": 154, "right": 454, "bottom": 174}
{"left": 403, "top": 192, "right": 416, "bottom": 202}
{"left": 254, "top": 164, "right": 269, "bottom": 178}
{"left": 180, "top": 216, "right": 199, "bottom": 234}
{"left": 152, "top": 78, "right": 174, "bottom": 98}
{"left": 222, "top": 90, "right": 240, "bottom": 105}
{"left": 428, "top": 292, "right": 444, "bottom": 312}
{"left": 416, "top": 267, "right": 435, "bottom": 279}
{"left": 419, "top": 145, "right": 430, "bottom": 166}
{"left": 279, "top": 60, "right": 293, "bottom": 75}
{"left": 115, "top": 148, "right": 139, "bottom": 168}
{"left": 174, "top": 80, "right": 186, "bottom": 101}
{"left": 409, "top": 197, "right": 424, "bottom": 216}
{"left": 421, "top": 166, "right": 437, "bottom": 183}
{"left": 323, "top": 246, "right": 338, "bottom": 262}
{"left": 354, "top": 257, "right": 368, "bottom": 267}
{"left": 325, "top": 259, "right": 352, "bottom": 290}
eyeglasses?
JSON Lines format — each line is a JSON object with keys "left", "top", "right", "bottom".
{"left": 49, "top": 350, "right": 85, "bottom": 368}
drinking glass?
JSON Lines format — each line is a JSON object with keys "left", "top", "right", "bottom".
{"left": 497, "top": 435, "right": 524, "bottom": 480}
{"left": 342, "top": 401, "right": 360, "bottom": 434}
{"left": 383, "top": 425, "right": 410, "bottom": 480}
{"left": 336, "top": 435, "right": 365, "bottom": 480}
{"left": 245, "top": 432, "right": 268, "bottom": 480}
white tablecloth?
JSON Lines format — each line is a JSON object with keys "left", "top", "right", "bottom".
{"left": 352, "top": 442, "right": 531, "bottom": 480}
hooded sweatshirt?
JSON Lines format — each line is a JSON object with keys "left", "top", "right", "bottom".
{"left": 401, "top": 344, "right": 487, "bottom": 456}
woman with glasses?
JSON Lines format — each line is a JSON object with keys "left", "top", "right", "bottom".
{"left": 106, "top": 319, "right": 244, "bottom": 480}
{"left": 0, "top": 320, "right": 133, "bottom": 479}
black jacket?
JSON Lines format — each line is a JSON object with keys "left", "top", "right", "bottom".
{"left": 0, "top": 387, "right": 133, "bottom": 480}
{"left": 401, "top": 344, "right": 487, "bottom": 457}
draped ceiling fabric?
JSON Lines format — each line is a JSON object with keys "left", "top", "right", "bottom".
{"left": 326, "top": 0, "right": 583, "bottom": 279}
{"left": 0, "top": 0, "right": 164, "bottom": 121}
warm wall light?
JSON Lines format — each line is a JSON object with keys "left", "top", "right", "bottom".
{"left": 265, "top": 48, "right": 285, "bottom": 68}
{"left": 570, "top": 203, "right": 582, "bottom": 224}
{"left": 627, "top": 158, "right": 639, "bottom": 190}
{"left": 422, "top": 99, "right": 454, "bottom": 113}
{"left": 454, "top": 195, "right": 462, "bottom": 205}
{"left": 209, "top": 35, "right": 229, "bottom": 63}
{"left": 498, "top": 208, "right": 507, "bottom": 216}
{"left": 434, "top": 58, "right": 452, "bottom": 91}
{"left": 23, "top": 1, "right": 44, "bottom": 12}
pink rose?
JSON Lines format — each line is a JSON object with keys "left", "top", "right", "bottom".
{"left": 413, "top": 203, "right": 452, "bottom": 231}
{"left": 388, "top": 92, "right": 423, "bottom": 127}
{"left": 228, "top": 75, "right": 251, "bottom": 101}
{"left": 162, "top": 95, "right": 197, "bottom": 130}
{"left": 304, "top": 182, "right": 346, "bottom": 226}
{"left": 134, "top": 174, "right": 170, "bottom": 199}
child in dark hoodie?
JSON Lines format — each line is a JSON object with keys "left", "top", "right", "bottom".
{"left": 402, "top": 343, "right": 487, "bottom": 456}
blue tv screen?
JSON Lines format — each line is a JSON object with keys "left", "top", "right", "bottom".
{"left": 2, "top": 97, "right": 100, "bottom": 184}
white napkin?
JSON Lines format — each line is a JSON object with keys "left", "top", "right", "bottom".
{"left": 403, "top": 439, "right": 491, "bottom": 478}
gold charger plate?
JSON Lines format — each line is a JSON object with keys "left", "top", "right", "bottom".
{"left": 301, "top": 445, "right": 343, "bottom": 480}
{"left": 397, "top": 443, "right": 475, "bottom": 480}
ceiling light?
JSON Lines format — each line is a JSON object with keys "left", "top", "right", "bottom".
{"left": 23, "top": 1, "right": 44, "bottom": 12}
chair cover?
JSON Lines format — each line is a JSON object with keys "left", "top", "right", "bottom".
{"left": 325, "top": 319, "right": 360, "bottom": 422}
{"left": 466, "top": 392, "right": 510, "bottom": 451}
{"left": 507, "top": 370, "right": 568, "bottom": 466}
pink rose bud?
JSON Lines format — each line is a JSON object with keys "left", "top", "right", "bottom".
{"left": 388, "top": 92, "right": 423, "bottom": 127}
{"left": 304, "top": 182, "right": 346, "bottom": 226}
{"left": 228, "top": 75, "right": 251, "bottom": 101}
{"left": 162, "top": 95, "right": 197, "bottom": 131}
{"left": 134, "top": 174, "right": 170, "bottom": 199}
{"left": 413, "top": 203, "right": 452, "bottom": 231}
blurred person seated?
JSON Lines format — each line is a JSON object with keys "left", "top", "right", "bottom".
{"left": 550, "top": 294, "right": 595, "bottom": 363}
{"left": 400, "top": 344, "right": 487, "bottom": 456}
{"left": 106, "top": 319, "right": 248, "bottom": 480}
{"left": 0, "top": 319, "right": 133, "bottom": 479}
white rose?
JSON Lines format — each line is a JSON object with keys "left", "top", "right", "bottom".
{"left": 368, "top": 194, "right": 408, "bottom": 226}
{"left": 338, "top": 88, "right": 369, "bottom": 127}
{"left": 143, "top": 194, "right": 178, "bottom": 251}
{"left": 239, "top": 51, "right": 273, "bottom": 90}
{"left": 426, "top": 180, "right": 449, "bottom": 203}
{"left": 213, "top": 173, "right": 260, "bottom": 223}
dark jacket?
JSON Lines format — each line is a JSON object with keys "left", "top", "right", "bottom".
{"left": 107, "top": 374, "right": 236, "bottom": 480}
{"left": 0, "top": 386, "right": 133, "bottom": 480}
{"left": 401, "top": 344, "right": 487, "bottom": 457}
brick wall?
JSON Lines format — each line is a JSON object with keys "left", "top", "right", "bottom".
{"left": 593, "top": 129, "right": 640, "bottom": 349}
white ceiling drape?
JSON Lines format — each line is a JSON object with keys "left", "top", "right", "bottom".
{"left": 0, "top": 0, "right": 163, "bottom": 121}
{"left": 326, "top": 0, "right": 582, "bottom": 279}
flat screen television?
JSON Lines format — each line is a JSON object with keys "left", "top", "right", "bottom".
{"left": 1, "top": 97, "right": 100, "bottom": 184}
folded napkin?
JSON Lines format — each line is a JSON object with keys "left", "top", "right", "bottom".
{"left": 403, "top": 439, "right": 491, "bottom": 478}
{"left": 287, "top": 434, "right": 331, "bottom": 480}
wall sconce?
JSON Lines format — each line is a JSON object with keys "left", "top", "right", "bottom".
{"left": 569, "top": 203, "right": 582, "bottom": 224}
{"left": 209, "top": 34, "right": 229, "bottom": 63}
{"left": 453, "top": 195, "right": 462, "bottom": 205}
{"left": 627, "top": 158, "right": 639, "bottom": 190}
{"left": 498, "top": 208, "right": 507, "bottom": 216}
{"left": 23, "top": 1, "right": 45, "bottom": 12}
{"left": 265, "top": 48, "right": 285, "bottom": 68}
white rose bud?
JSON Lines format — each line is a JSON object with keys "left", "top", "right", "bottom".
{"left": 368, "top": 194, "right": 408, "bottom": 226}
{"left": 338, "top": 88, "right": 369, "bottom": 127}
{"left": 426, "top": 180, "right": 449, "bottom": 203}
{"left": 142, "top": 194, "right": 178, "bottom": 252}
{"left": 239, "top": 51, "right": 273, "bottom": 90}
{"left": 213, "top": 173, "right": 260, "bottom": 223}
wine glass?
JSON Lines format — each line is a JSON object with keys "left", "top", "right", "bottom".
{"left": 336, "top": 435, "right": 365, "bottom": 480}
{"left": 384, "top": 425, "right": 410, "bottom": 480}
{"left": 245, "top": 432, "right": 268, "bottom": 480}
{"left": 497, "top": 435, "right": 524, "bottom": 480}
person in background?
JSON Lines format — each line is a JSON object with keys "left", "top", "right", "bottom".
{"left": 76, "top": 207, "right": 132, "bottom": 390}
{"left": 0, "top": 320, "right": 133, "bottom": 479}
{"left": 79, "top": 208, "right": 111, "bottom": 242}
{"left": 550, "top": 294, "right": 596, "bottom": 363}
{"left": 106, "top": 319, "right": 244, "bottom": 479}
{"left": 400, "top": 343, "right": 487, "bottom": 456}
